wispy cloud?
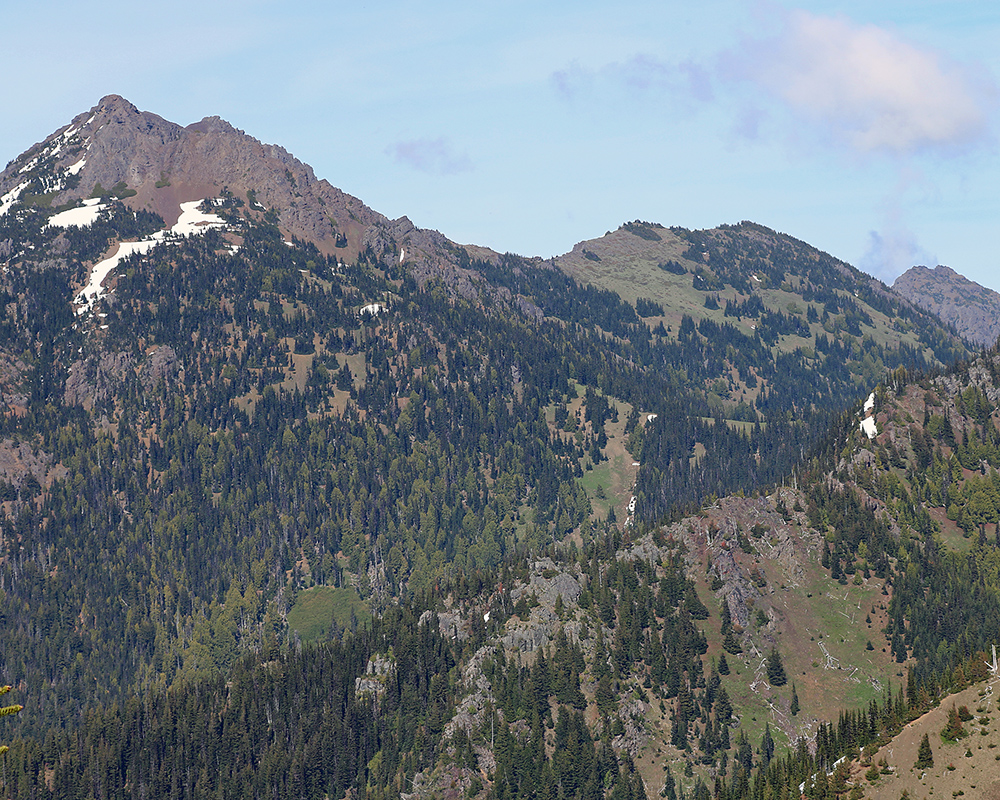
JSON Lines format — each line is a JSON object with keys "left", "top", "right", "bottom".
{"left": 550, "top": 54, "right": 712, "bottom": 104}
{"left": 387, "top": 137, "right": 472, "bottom": 175}
{"left": 859, "top": 226, "right": 937, "bottom": 284}
{"left": 721, "top": 9, "right": 997, "bottom": 155}
{"left": 551, "top": 62, "right": 592, "bottom": 100}
{"left": 550, "top": 9, "right": 996, "bottom": 157}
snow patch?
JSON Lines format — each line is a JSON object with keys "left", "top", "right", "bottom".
{"left": 67, "top": 158, "right": 86, "bottom": 176}
{"left": 399, "top": 248, "right": 405, "bottom": 264}
{"left": 48, "top": 198, "right": 106, "bottom": 229}
{"left": 860, "top": 391, "right": 877, "bottom": 439}
{"left": 0, "top": 183, "right": 27, "bottom": 218}
{"left": 75, "top": 198, "right": 229, "bottom": 316}
{"left": 360, "top": 303, "right": 386, "bottom": 316}
{"left": 171, "top": 200, "right": 226, "bottom": 237}
{"left": 76, "top": 234, "right": 166, "bottom": 313}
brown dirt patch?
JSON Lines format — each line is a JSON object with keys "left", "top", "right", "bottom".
{"left": 866, "top": 682, "right": 1000, "bottom": 800}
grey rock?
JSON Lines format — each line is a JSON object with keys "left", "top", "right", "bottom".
{"left": 64, "top": 351, "right": 136, "bottom": 408}
{"left": 355, "top": 652, "right": 395, "bottom": 706}
{"left": 894, "top": 265, "right": 1000, "bottom": 348}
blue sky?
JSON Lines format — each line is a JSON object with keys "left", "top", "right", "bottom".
{"left": 4, "top": 1, "right": 999, "bottom": 290}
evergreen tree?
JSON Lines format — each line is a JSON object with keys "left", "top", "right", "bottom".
{"left": 760, "top": 724, "right": 774, "bottom": 767}
{"left": 722, "top": 630, "right": 743, "bottom": 655}
{"left": 715, "top": 687, "right": 733, "bottom": 725}
{"left": 766, "top": 648, "right": 787, "bottom": 686}
{"left": 915, "top": 733, "right": 933, "bottom": 769}
{"left": 942, "top": 705, "right": 965, "bottom": 741}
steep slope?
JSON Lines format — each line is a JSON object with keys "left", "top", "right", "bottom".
{"left": 894, "top": 263, "right": 1000, "bottom": 348}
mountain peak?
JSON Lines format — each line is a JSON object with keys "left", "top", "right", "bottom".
{"left": 95, "top": 94, "right": 138, "bottom": 113}
{"left": 1, "top": 97, "right": 387, "bottom": 258}
{"left": 0, "top": 97, "right": 492, "bottom": 288}
{"left": 893, "top": 264, "right": 1000, "bottom": 347}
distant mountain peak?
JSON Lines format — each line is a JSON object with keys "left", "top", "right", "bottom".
{"left": 893, "top": 264, "right": 1000, "bottom": 347}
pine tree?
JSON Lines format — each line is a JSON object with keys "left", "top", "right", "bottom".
{"left": 790, "top": 683, "right": 799, "bottom": 716}
{"left": 760, "top": 723, "right": 774, "bottom": 767}
{"left": 915, "top": 733, "right": 933, "bottom": 769}
{"left": 715, "top": 687, "right": 732, "bottom": 724}
{"left": 722, "top": 630, "right": 743, "bottom": 655}
{"left": 766, "top": 648, "right": 787, "bottom": 686}
{"left": 942, "top": 705, "right": 965, "bottom": 741}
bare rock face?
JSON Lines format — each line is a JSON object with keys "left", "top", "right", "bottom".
{"left": 0, "top": 439, "right": 63, "bottom": 490}
{"left": 58, "top": 95, "right": 387, "bottom": 256}
{"left": 141, "top": 345, "right": 180, "bottom": 391}
{"left": 64, "top": 351, "right": 136, "bottom": 409}
{"left": 64, "top": 345, "right": 181, "bottom": 409}
{"left": 893, "top": 265, "right": 1000, "bottom": 348}
{"left": 354, "top": 652, "right": 395, "bottom": 706}
{"left": 499, "top": 559, "right": 585, "bottom": 654}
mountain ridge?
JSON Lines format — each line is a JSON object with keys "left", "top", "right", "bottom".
{"left": 1, "top": 95, "right": 489, "bottom": 277}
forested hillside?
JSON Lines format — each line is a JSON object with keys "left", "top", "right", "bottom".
{"left": 0, "top": 98, "right": 993, "bottom": 800}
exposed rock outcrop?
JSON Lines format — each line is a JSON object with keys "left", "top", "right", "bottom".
{"left": 64, "top": 345, "right": 181, "bottom": 409}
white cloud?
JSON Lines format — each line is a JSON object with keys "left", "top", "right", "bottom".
{"left": 387, "top": 137, "right": 472, "bottom": 175}
{"left": 859, "top": 225, "right": 937, "bottom": 284}
{"left": 723, "top": 9, "right": 996, "bottom": 155}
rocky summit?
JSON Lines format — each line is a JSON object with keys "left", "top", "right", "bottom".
{"left": 0, "top": 95, "right": 480, "bottom": 275}
{"left": 893, "top": 264, "right": 1000, "bottom": 348}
